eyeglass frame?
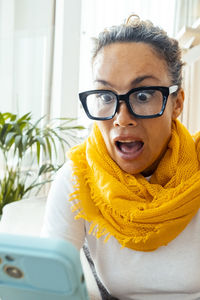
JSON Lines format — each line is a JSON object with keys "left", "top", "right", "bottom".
{"left": 79, "top": 85, "right": 179, "bottom": 120}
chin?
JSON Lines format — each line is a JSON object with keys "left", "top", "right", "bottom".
{"left": 116, "top": 157, "right": 155, "bottom": 175}
{"left": 116, "top": 161, "right": 143, "bottom": 175}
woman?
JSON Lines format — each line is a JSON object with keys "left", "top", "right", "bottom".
{"left": 42, "top": 15, "right": 200, "bottom": 299}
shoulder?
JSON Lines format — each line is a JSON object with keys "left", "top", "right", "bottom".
{"left": 41, "top": 160, "right": 85, "bottom": 249}
{"left": 44, "top": 160, "right": 75, "bottom": 211}
{"left": 54, "top": 160, "right": 73, "bottom": 181}
{"left": 50, "top": 160, "right": 74, "bottom": 195}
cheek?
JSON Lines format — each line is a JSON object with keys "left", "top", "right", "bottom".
{"left": 97, "top": 121, "right": 112, "bottom": 146}
{"left": 145, "top": 116, "right": 172, "bottom": 153}
{"left": 147, "top": 99, "right": 174, "bottom": 141}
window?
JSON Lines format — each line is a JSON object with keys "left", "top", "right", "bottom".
{"left": 0, "top": 0, "right": 55, "bottom": 119}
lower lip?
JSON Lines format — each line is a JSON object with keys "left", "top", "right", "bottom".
{"left": 115, "top": 143, "right": 144, "bottom": 160}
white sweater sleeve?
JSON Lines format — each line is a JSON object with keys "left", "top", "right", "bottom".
{"left": 41, "top": 162, "right": 85, "bottom": 250}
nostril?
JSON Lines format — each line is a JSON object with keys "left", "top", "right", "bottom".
{"left": 113, "top": 106, "right": 138, "bottom": 127}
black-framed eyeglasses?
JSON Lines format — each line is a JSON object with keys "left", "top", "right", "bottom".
{"left": 79, "top": 85, "right": 178, "bottom": 120}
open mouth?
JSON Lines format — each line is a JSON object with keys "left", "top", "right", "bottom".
{"left": 115, "top": 140, "right": 144, "bottom": 158}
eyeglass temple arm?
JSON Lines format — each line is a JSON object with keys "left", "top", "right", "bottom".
{"left": 169, "top": 85, "right": 178, "bottom": 94}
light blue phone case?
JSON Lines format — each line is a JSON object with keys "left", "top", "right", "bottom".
{"left": 0, "top": 233, "right": 89, "bottom": 300}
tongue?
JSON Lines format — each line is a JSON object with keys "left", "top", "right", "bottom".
{"left": 119, "top": 141, "right": 143, "bottom": 154}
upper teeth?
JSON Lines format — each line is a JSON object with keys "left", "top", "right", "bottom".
{"left": 118, "top": 140, "right": 136, "bottom": 143}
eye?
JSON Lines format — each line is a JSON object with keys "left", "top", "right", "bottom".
{"left": 134, "top": 90, "right": 155, "bottom": 102}
{"left": 97, "top": 93, "right": 115, "bottom": 104}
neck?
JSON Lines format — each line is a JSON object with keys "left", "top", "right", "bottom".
{"left": 141, "top": 141, "right": 170, "bottom": 177}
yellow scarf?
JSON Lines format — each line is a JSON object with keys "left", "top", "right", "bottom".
{"left": 67, "top": 120, "right": 200, "bottom": 251}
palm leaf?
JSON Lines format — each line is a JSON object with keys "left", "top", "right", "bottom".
{"left": 0, "top": 112, "right": 85, "bottom": 213}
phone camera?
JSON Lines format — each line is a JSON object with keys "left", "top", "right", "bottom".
{"left": 4, "top": 265, "right": 24, "bottom": 279}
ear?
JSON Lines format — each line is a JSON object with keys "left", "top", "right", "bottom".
{"left": 172, "top": 88, "right": 184, "bottom": 119}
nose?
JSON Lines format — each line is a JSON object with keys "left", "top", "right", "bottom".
{"left": 113, "top": 101, "right": 138, "bottom": 127}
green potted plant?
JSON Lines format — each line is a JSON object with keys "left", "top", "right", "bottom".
{"left": 0, "top": 112, "right": 85, "bottom": 215}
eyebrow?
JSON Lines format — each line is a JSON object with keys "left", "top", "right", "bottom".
{"left": 94, "top": 75, "right": 159, "bottom": 88}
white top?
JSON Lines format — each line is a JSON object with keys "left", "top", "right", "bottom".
{"left": 41, "top": 162, "right": 200, "bottom": 300}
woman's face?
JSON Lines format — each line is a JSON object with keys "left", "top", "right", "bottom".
{"left": 92, "top": 42, "right": 184, "bottom": 176}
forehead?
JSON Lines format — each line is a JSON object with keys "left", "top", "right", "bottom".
{"left": 92, "top": 42, "right": 170, "bottom": 90}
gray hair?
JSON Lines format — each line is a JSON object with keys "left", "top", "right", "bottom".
{"left": 92, "top": 15, "right": 184, "bottom": 87}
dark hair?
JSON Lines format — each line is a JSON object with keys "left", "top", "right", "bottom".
{"left": 92, "top": 15, "right": 184, "bottom": 87}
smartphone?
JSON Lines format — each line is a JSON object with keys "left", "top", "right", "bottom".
{"left": 0, "top": 233, "right": 89, "bottom": 300}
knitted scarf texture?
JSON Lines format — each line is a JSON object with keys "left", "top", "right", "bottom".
{"left": 67, "top": 120, "right": 200, "bottom": 251}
